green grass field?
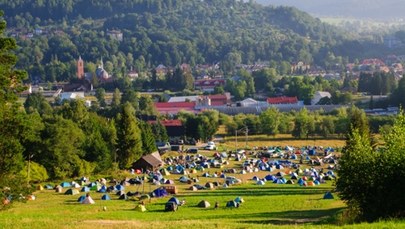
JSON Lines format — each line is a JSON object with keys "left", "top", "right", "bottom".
{"left": 1, "top": 138, "right": 404, "bottom": 229}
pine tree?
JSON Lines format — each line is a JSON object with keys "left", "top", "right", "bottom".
{"left": 140, "top": 122, "right": 157, "bottom": 155}
{"left": 115, "top": 103, "right": 142, "bottom": 169}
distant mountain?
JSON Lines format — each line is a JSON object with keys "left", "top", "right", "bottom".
{"left": 256, "top": 0, "right": 405, "bottom": 20}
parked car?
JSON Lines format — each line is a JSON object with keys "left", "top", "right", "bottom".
{"left": 186, "top": 148, "right": 198, "bottom": 153}
{"left": 204, "top": 144, "right": 217, "bottom": 150}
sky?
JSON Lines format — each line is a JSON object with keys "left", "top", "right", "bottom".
{"left": 256, "top": 0, "right": 405, "bottom": 21}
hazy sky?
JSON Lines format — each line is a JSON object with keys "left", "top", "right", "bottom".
{"left": 256, "top": 0, "right": 405, "bottom": 21}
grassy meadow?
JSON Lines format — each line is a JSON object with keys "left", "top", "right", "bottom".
{"left": 1, "top": 137, "right": 404, "bottom": 229}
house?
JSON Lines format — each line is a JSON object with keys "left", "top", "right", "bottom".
{"left": 60, "top": 92, "right": 92, "bottom": 107}
{"left": 127, "top": 70, "right": 139, "bottom": 80}
{"left": 312, "top": 91, "right": 332, "bottom": 105}
{"left": 132, "top": 152, "right": 163, "bottom": 171}
{"left": 267, "top": 96, "right": 299, "bottom": 105}
{"left": 168, "top": 96, "right": 200, "bottom": 103}
{"left": 155, "top": 64, "right": 168, "bottom": 75}
{"left": 194, "top": 79, "right": 226, "bottom": 92}
{"left": 107, "top": 30, "right": 123, "bottom": 41}
{"left": 154, "top": 102, "right": 196, "bottom": 115}
{"left": 238, "top": 98, "right": 259, "bottom": 107}
{"left": 148, "top": 119, "right": 185, "bottom": 137}
{"left": 208, "top": 93, "right": 231, "bottom": 106}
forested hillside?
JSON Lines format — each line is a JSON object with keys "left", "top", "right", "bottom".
{"left": 0, "top": 0, "right": 363, "bottom": 81}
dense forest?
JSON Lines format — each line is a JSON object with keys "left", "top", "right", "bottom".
{"left": 0, "top": 0, "right": 368, "bottom": 81}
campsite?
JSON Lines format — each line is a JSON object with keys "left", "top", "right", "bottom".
{"left": 1, "top": 138, "right": 403, "bottom": 229}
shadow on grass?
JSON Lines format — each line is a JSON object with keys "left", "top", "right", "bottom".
{"left": 176, "top": 186, "right": 332, "bottom": 198}
{"left": 234, "top": 207, "right": 345, "bottom": 225}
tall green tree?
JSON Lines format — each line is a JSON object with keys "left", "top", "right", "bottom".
{"left": 115, "top": 103, "right": 142, "bottom": 169}
{"left": 260, "top": 107, "right": 280, "bottom": 137}
{"left": 0, "top": 11, "right": 33, "bottom": 209}
{"left": 140, "top": 122, "right": 157, "bottom": 154}
{"left": 292, "top": 108, "right": 315, "bottom": 139}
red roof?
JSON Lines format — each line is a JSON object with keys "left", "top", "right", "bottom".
{"left": 155, "top": 102, "right": 195, "bottom": 108}
{"left": 267, "top": 96, "right": 298, "bottom": 104}
{"left": 148, "top": 120, "right": 183, "bottom": 127}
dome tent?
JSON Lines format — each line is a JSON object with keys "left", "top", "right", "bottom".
{"left": 197, "top": 200, "right": 211, "bottom": 208}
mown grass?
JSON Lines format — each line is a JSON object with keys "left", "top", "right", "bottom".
{"left": 1, "top": 181, "right": 404, "bottom": 229}
{"left": 1, "top": 138, "right": 403, "bottom": 229}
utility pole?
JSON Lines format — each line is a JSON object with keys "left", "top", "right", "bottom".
{"left": 245, "top": 126, "right": 249, "bottom": 149}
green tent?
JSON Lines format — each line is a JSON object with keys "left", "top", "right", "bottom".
{"left": 64, "top": 189, "right": 80, "bottom": 195}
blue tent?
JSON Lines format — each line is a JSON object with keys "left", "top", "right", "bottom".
{"left": 252, "top": 176, "right": 259, "bottom": 181}
{"left": 81, "top": 186, "right": 90, "bottom": 192}
{"left": 60, "top": 182, "right": 71, "bottom": 188}
{"left": 152, "top": 188, "right": 168, "bottom": 198}
{"left": 308, "top": 149, "right": 316, "bottom": 156}
{"left": 168, "top": 197, "right": 180, "bottom": 205}
{"left": 101, "top": 194, "right": 111, "bottom": 200}
{"left": 323, "top": 192, "right": 334, "bottom": 199}
{"left": 297, "top": 178, "right": 305, "bottom": 186}
{"left": 44, "top": 184, "right": 54, "bottom": 190}
{"left": 115, "top": 185, "right": 125, "bottom": 191}
{"left": 234, "top": 197, "right": 244, "bottom": 203}
{"left": 275, "top": 164, "right": 284, "bottom": 169}
{"left": 77, "top": 195, "right": 86, "bottom": 203}
{"left": 98, "top": 185, "right": 107, "bottom": 193}
{"left": 264, "top": 175, "right": 275, "bottom": 181}
{"left": 88, "top": 182, "right": 98, "bottom": 187}
{"left": 314, "top": 180, "right": 320, "bottom": 185}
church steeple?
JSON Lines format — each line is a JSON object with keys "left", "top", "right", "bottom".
{"left": 77, "top": 56, "right": 84, "bottom": 79}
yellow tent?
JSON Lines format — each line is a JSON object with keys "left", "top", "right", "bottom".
{"left": 135, "top": 204, "right": 146, "bottom": 212}
{"left": 36, "top": 185, "right": 44, "bottom": 191}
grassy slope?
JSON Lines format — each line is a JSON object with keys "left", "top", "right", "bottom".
{"left": 1, "top": 138, "right": 403, "bottom": 228}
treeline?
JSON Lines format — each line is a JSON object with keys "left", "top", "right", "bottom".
{"left": 0, "top": 0, "right": 366, "bottom": 80}
{"left": 218, "top": 106, "right": 395, "bottom": 139}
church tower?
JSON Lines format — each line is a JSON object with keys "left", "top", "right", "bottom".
{"left": 77, "top": 56, "right": 84, "bottom": 79}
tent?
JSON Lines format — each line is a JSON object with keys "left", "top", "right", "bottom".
{"left": 64, "top": 189, "right": 79, "bottom": 195}
{"left": 81, "top": 186, "right": 90, "bottom": 192}
{"left": 152, "top": 188, "right": 168, "bottom": 198}
{"left": 179, "top": 176, "right": 189, "bottom": 183}
{"left": 256, "top": 180, "right": 265, "bottom": 185}
{"left": 118, "top": 194, "right": 128, "bottom": 200}
{"left": 98, "top": 185, "right": 107, "bottom": 193}
{"left": 252, "top": 176, "right": 259, "bottom": 181}
{"left": 101, "top": 194, "right": 111, "bottom": 200}
{"left": 286, "top": 180, "right": 295, "bottom": 184}
{"left": 160, "top": 169, "right": 171, "bottom": 176}
{"left": 234, "top": 197, "right": 244, "bottom": 204}
{"left": 82, "top": 196, "right": 95, "bottom": 204}
{"left": 323, "top": 192, "right": 334, "bottom": 199}
{"left": 197, "top": 200, "right": 211, "bottom": 208}
{"left": 45, "top": 184, "right": 54, "bottom": 190}
{"left": 226, "top": 200, "right": 239, "bottom": 208}
{"left": 115, "top": 185, "right": 125, "bottom": 191}
{"left": 115, "top": 190, "right": 125, "bottom": 196}
{"left": 202, "top": 172, "right": 210, "bottom": 177}
{"left": 222, "top": 183, "right": 229, "bottom": 188}
{"left": 71, "top": 182, "right": 81, "bottom": 188}
{"left": 60, "top": 182, "right": 71, "bottom": 188}
{"left": 205, "top": 182, "right": 214, "bottom": 189}
{"left": 55, "top": 186, "right": 63, "bottom": 193}
{"left": 264, "top": 175, "right": 276, "bottom": 181}
{"left": 189, "top": 186, "right": 198, "bottom": 191}
{"left": 36, "top": 185, "right": 44, "bottom": 191}
{"left": 77, "top": 195, "right": 86, "bottom": 202}
{"left": 168, "top": 197, "right": 180, "bottom": 205}
{"left": 135, "top": 204, "right": 146, "bottom": 212}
